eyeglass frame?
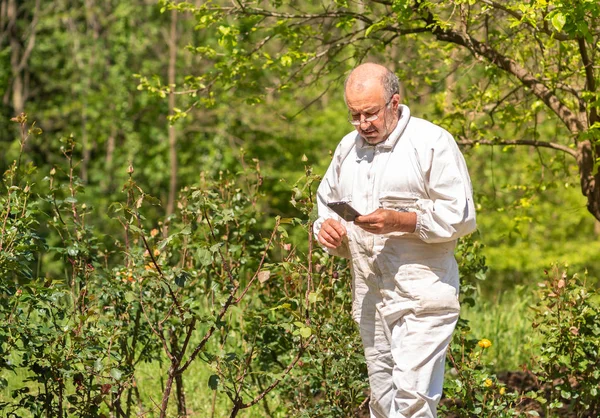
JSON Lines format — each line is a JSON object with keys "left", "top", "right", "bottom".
{"left": 347, "top": 97, "right": 394, "bottom": 126}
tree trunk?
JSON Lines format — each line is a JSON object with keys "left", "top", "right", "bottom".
{"left": 6, "top": 0, "right": 39, "bottom": 115}
{"left": 577, "top": 140, "right": 600, "bottom": 222}
{"left": 8, "top": 0, "right": 23, "bottom": 114}
{"left": 166, "top": 9, "right": 178, "bottom": 218}
{"left": 169, "top": 330, "right": 187, "bottom": 417}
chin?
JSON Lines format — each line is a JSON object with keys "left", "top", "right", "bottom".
{"left": 364, "top": 135, "right": 384, "bottom": 144}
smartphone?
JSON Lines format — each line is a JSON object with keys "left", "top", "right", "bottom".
{"left": 327, "top": 201, "right": 362, "bottom": 222}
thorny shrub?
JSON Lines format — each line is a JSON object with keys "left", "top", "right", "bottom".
{"left": 529, "top": 267, "right": 600, "bottom": 417}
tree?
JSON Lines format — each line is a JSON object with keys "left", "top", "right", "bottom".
{"left": 162, "top": 0, "right": 600, "bottom": 220}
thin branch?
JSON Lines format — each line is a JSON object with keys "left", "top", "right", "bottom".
{"left": 487, "top": 85, "right": 522, "bottom": 124}
{"left": 137, "top": 213, "right": 186, "bottom": 320}
{"left": 457, "top": 137, "right": 578, "bottom": 159}
{"left": 179, "top": 318, "right": 196, "bottom": 358}
{"left": 416, "top": 6, "right": 585, "bottom": 133}
{"left": 235, "top": 218, "right": 280, "bottom": 303}
{"left": 139, "top": 284, "right": 174, "bottom": 361}
{"left": 177, "top": 289, "right": 238, "bottom": 374}
{"left": 287, "top": 78, "right": 339, "bottom": 120}
{"left": 226, "top": 6, "right": 373, "bottom": 26}
{"left": 16, "top": 0, "right": 40, "bottom": 72}
{"left": 239, "top": 335, "right": 314, "bottom": 409}
{"left": 480, "top": 0, "right": 569, "bottom": 41}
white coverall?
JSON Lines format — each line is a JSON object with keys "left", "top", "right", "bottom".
{"left": 314, "top": 105, "right": 476, "bottom": 418}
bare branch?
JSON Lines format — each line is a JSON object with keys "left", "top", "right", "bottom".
{"left": 177, "top": 289, "right": 239, "bottom": 374}
{"left": 457, "top": 136, "right": 578, "bottom": 159}
{"left": 16, "top": 0, "right": 40, "bottom": 72}
{"left": 240, "top": 335, "right": 315, "bottom": 409}
{"left": 235, "top": 218, "right": 280, "bottom": 303}
{"left": 228, "top": 6, "right": 374, "bottom": 26}
{"left": 139, "top": 285, "right": 174, "bottom": 361}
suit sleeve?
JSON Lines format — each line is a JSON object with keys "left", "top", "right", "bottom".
{"left": 313, "top": 145, "right": 352, "bottom": 259}
{"left": 414, "top": 130, "right": 477, "bottom": 243}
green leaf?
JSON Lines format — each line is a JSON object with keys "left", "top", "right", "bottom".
{"left": 308, "top": 292, "right": 322, "bottom": 304}
{"left": 196, "top": 248, "right": 212, "bottom": 266}
{"left": 208, "top": 374, "right": 219, "bottom": 390}
{"left": 175, "top": 271, "right": 190, "bottom": 287}
{"left": 110, "top": 368, "right": 122, "bottom": 381}
{"left": 94, "top": 358, "right": 103, "bottom": 373}
{"left": 299, "top": 326, "right": 312, "bottom": 338}
{"left": 551, "top": 12, "right": 566, "bottom": 32}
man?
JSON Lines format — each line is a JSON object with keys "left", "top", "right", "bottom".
{"left": 314, "top": 63, "right": 476, "bottom": 418}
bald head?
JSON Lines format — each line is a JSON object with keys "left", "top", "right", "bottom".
{"left": 344, "top": 63, "right": 401, "bottom": 145}
{"left": 345, "top": 63, "right": 399, "bottom": 104}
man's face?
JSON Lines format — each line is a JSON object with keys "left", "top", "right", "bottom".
{"left": 345, "top": 82, "right": 399, "bottom": 145}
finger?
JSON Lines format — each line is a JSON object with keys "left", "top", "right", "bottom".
{"left": 318, "top": 234, "right": 337, "bottom": 248}
{"left": 323, "top": 225, "right": 342, "bottom": 242}
{"left": 354, "top": 215, "right": 367, "bottom": 224}
{"left": 328, "top": 221, "right": 347, "bottom": 237}
{"left": 319, "top": 229, "right": 342, "bottom": 247}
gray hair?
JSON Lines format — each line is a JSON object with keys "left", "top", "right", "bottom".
{"left": 381, "top": 70, "right": 400, "bottom": 102}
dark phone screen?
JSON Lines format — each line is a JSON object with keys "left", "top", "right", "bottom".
{"left": 327, "top": 201, "right": 362, "bottom": 222}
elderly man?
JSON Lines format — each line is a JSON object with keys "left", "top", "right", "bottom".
{"left": 314, "top": 63, "right": 476, "bottom": 418}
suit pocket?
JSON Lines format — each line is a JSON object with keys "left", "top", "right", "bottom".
{"left": 379, "top": 191, "right": 419, "bottom": 212}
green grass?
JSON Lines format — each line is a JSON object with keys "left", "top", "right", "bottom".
{"left": 461, "top": 284, "right": 541, "bottom": 372}
{"left": 1, "top": 333, "right": 289, "bottom": 418}
{"left": 1, "top": 354, "right": 287, "bottom": 417}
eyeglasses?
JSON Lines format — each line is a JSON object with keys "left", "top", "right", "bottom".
{"left": 348, "top": 98, "right": 393, "bottom": 126}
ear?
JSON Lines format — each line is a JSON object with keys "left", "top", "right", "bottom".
{"left": 390, "top": 93, "right": 401, "bottom": 113}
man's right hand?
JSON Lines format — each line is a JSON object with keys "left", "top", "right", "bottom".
{"left": 317, "top": 219, "right": 347, "bottom": 249}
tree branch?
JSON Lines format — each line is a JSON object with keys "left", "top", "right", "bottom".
{"left": 457, "top": 136, "right": 578, "bottom": 159}
{"left": 578, "top": 36, "right": 598, "bottom": 125}
{"left": 239, "top": 335, "right": 314, "bottom": 409}
{"left": 16, "top": 0, "right": 40, "bottom": 72}
{"left": 417, "top": 8, "right": 585, "bottom": 133}
{"left": 235, "top": 218, "right": 280, "bottom": 303}
{"left": 480, "top": 0, "right": 570, "bottom": 41}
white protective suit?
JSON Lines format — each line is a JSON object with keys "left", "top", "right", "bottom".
{"left": 314, "top": 105, "right": 476, "bottom": 418}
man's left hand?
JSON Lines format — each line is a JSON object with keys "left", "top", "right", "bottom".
{"left": 355, "top": 208, "right": 416, "bottom": 234}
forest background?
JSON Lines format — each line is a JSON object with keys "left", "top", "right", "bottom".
{"left": 1, "top": 0, "right": 600, "bottom": 417}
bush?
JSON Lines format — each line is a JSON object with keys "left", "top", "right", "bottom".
{"left": 530, "top": 267, "right": 600, "bottom": 417}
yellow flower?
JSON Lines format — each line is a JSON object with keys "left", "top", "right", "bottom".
{"left": 153, "top": 249, "right": 160, "bottom": 257}
{"left": 484, "top": 378, "right": 493, "bottom": 387}
{"left": 150, "top": 228, "right": 159, "bottom": 238}
{"left": 478, "top": 338, "right": 492, "bottom": 349}
{"left": 499, "top": 387, "right": 506, "bottom": 395}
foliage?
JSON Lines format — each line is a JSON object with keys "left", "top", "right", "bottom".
{"left": 2, "top": 0, "right": 600, "bottom": 416}
{"left": 530, "top": 267, "right": 600, "bottom": 417}
{"left": 442, "top": 230, "right": 526, "bottom": 417}
{"left": 442, "top": 331, "right": 524, "bottom": 417}
{"left": 156, "top": 0, "right": 600, "bottom": 222}
{"left": 0, "top": 116, "right": 319, "bottom": 417}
